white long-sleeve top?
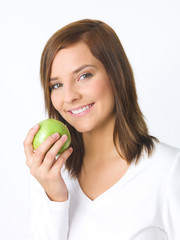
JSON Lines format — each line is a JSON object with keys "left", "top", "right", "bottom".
{"left": 26, "top": 142, "right": 180, "bottom": 240}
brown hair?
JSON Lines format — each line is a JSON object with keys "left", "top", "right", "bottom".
{"left": 40, "top": 19, "right": 157, "bottom": 178}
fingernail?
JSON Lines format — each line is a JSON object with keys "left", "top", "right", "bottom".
{"left": 52, "top": 132, "right": 60, "bottom": 139}
{"left": 33, "top": 124, "right": 39, "bottom": 129}
{"left": 61, "top": 135, "right": 67, "bottom": 141}
{"left": 69, "top": 147, "right": 73, "bottom": 152}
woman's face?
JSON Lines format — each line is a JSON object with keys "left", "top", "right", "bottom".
{"left": 50, "top": 41, "right": 115, "bottom": 133}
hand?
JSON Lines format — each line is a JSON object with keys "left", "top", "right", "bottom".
{"left": 23, "top": 124, "right": 73, "bottom": 202}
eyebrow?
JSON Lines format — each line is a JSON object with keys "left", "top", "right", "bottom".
{"left": 49, "top": 64, "right": 96, "bottom": 82}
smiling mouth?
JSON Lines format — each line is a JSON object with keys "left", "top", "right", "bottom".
{"left": 68, "top": 103, "right": 95, "bottom": 115}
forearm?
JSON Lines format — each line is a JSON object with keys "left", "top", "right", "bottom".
{"left": 26, "top": 175, "right": 69, "bottom": 240}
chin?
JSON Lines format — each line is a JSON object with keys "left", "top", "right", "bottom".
{"left": 70, "top": 122, "right": 95, "bottom": 133}
{"left": 73, "top": 126, "right": 93, "bottom": 133}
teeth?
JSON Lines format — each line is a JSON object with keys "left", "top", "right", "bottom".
{"left": 71, "top": 104, "right": 92, "bottom": 114}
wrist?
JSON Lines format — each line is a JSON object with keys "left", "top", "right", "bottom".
{"left": 46, "top": 192, "right": 68, "bottom": 202}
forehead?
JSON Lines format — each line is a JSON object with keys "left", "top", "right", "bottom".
{"left": 53, "top": 42, "right": 93, "bottom": 66}
{"left": 50, "top": 41, "right": 102, "bottom": 77}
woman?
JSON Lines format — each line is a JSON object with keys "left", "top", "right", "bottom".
{"left": 24, "top": 19, "right": 180, "bottom": 239}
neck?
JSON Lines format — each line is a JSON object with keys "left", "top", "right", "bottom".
{"left": 82, "top": 115, "right": 121, "bottom": 169}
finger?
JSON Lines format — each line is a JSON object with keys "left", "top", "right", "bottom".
{"left": 42, "top": 135, "right": 68, "bottom": 170}
{"left": 51, "top": 147, "right": 73, "bottom": 174}
{"left": 23, "top": 124, "right": 40, "bottom": 158}
{"left": 33, "top": 132, "right": 60, "bottom": 167}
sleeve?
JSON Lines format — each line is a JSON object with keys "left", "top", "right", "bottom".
{"left": 163, "top": 151, "right": 180, "bottom": 240}
{"left": 26, "top": 174, "right": 69, "bottom": 240}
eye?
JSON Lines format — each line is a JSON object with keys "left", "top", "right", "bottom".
{"left": 50, "top": 83, "right": 63, "bottom": 90}
{"left": 79, "top": 73, "right": 92, "bottom": 80}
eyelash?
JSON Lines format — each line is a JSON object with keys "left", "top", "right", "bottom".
{"left": 49, "top": 72, "right": 92, "bottom": 90}
{"left": 50, "top": 83, "right": 63, "bottom": 90}
{"left": 79, "top": 73, "right": 92, "bottom": 80}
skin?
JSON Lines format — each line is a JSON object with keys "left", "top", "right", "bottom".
{"left": 50, "top": 42, "right": 115, "bottom": 134}
{"left": 24, "top": 41, "right": 129, "bottom": 202}
{"left": 24, "top": 129, "right": 72, "bottom": 201}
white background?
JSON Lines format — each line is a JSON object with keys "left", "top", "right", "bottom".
{"left": 0, "top": 0, "right": 179, "bottom": 239}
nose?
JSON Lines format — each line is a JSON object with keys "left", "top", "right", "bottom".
{"left": 63, "top": 84, "right": 81, "bottom": 103}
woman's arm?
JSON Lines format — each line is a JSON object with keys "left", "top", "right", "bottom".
{"left": 163, "top": 151, "right": 180, "bottom": 240}
{"left": 26, "top": 175, "right": 69, "bottom": 240}
{"left": 24, "top": 124, "right": 73, "bottom": 239}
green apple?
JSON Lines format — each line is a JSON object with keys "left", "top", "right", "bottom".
{"left": 33, "top": 119, "right": 71, "bottom": 154}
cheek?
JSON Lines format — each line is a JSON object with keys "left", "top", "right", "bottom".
{"left": 101, "top": 81, "right": 115, "bottom": 110}
{"left": 88, "top": 76, "right": 111, "bottom": 99}
{"left": 50, "top": 92, "right": 63, "bottom": 112}
{"left": 94, "top": 77, "right": 114, "bottom": 102}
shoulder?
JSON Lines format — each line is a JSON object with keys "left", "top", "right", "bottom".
{"left": 153, "top": 141, "right": 180, "bottom": 159}
{"left": 135, "top": 141, "right": 180, "bottom": 185}
{"left": 142, "top": 141, "right": 180, "bottom": 170}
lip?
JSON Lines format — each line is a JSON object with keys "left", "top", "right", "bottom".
{"left": 67, "top": 103, "right": 95, "bottom": 117}
{"left": 67, "top": 103, "right": 94, "bottom": 112}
